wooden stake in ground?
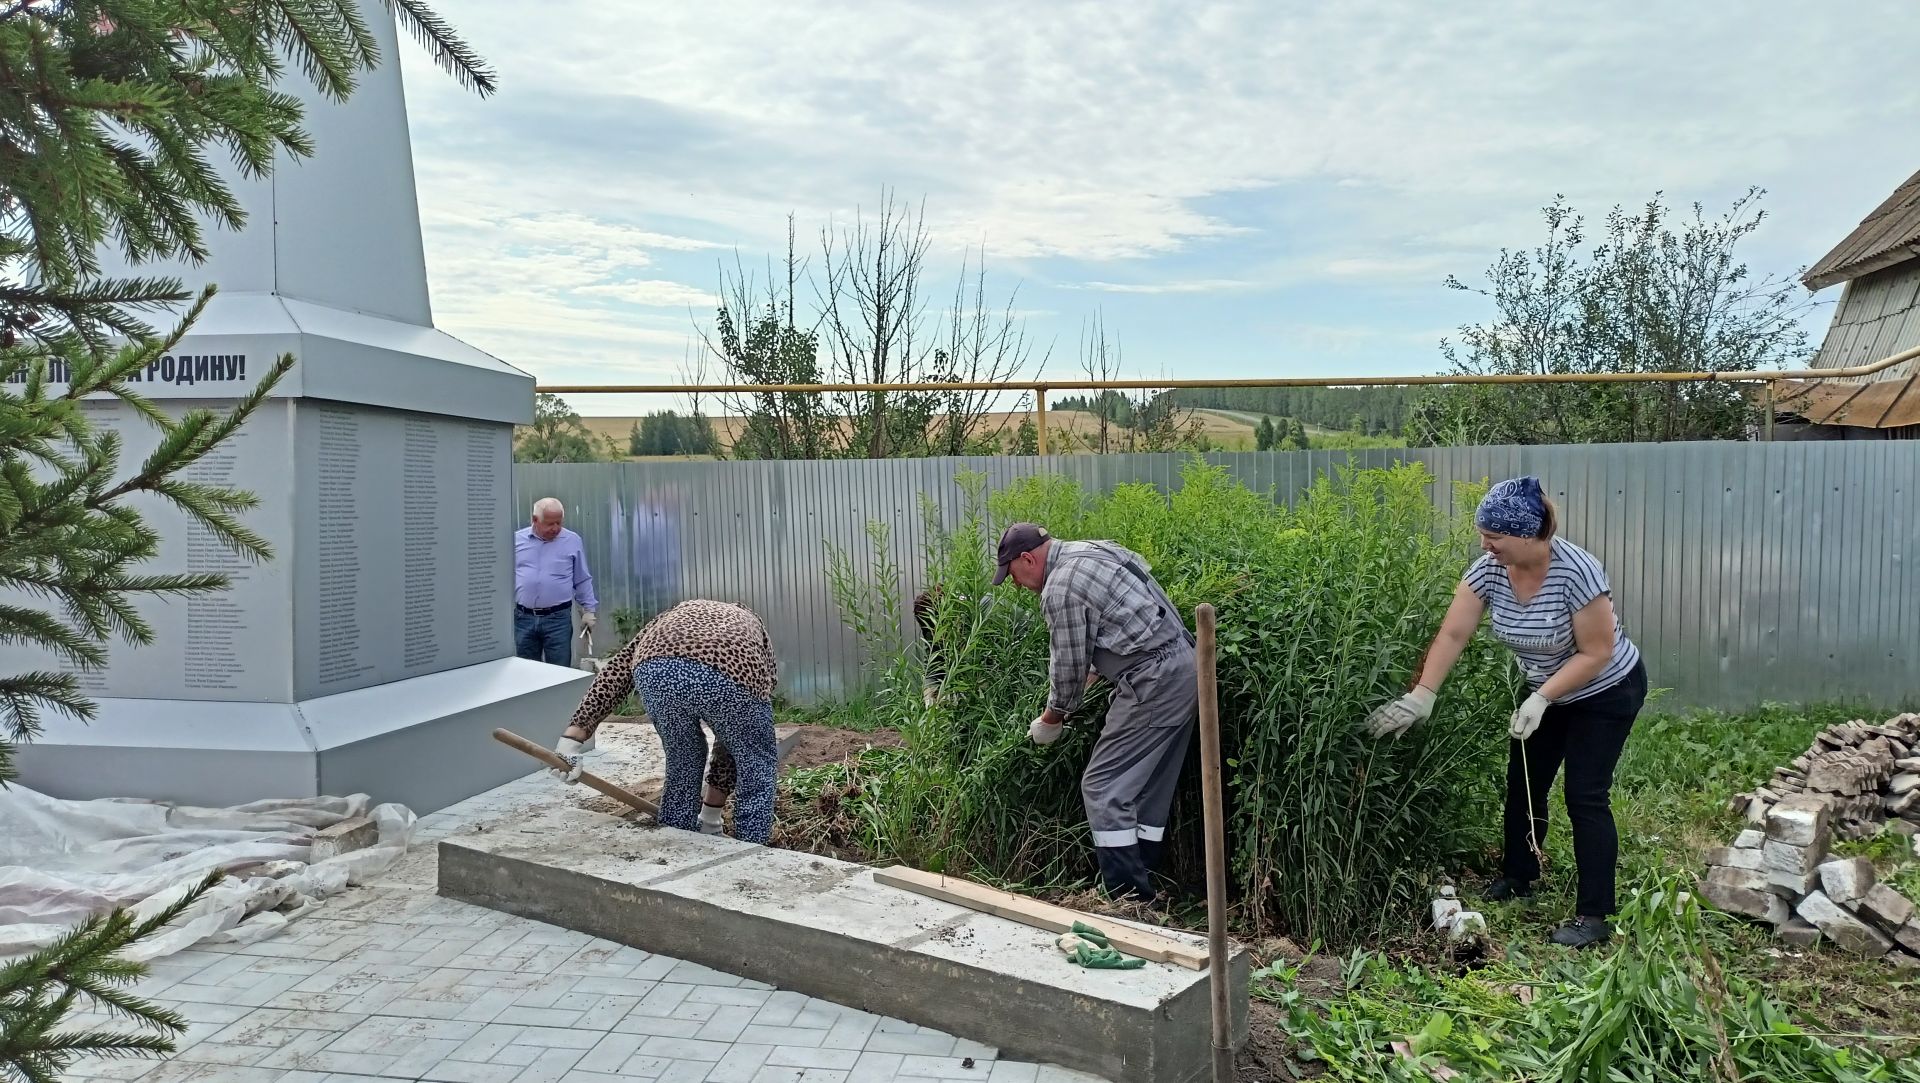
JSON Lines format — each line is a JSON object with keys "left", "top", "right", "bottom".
{"left": 1195, "top": 602, "right": 1233, "bottom": 1083}
{"left": 491, "top": 727, "right": 660, "bottom": 817}
{"left": 871, "top": 865, "right": 1208, "bottom": 970}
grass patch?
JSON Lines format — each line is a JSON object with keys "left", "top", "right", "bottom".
{"left": 1265, "top": 872, "right": 1920, "bottom": 1081}
{"left": 1255, "top": 699, "right": 1920, "bottom": 1078}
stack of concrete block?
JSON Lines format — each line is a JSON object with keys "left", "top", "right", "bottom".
{"left": 1728, "top": 714, "right": 1920, "bottom": 841}
{"left": 1700, "top": 713, "right": 1920, "bottom": 967}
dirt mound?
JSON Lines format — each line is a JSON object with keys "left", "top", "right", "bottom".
{"left": 779, "top": 724, "right": 901, "bottom": 769}
{"left": 575, "top": 724, "right": 897, "bottom": 822}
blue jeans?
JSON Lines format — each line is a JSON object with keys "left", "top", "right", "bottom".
{"left": 515, "top": 608, "right": 573, "bottom": 666}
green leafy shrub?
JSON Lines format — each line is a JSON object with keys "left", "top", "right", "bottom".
{"left": 819, "top": 457, "right": 1523, "bottom": 945}
{"left": 1266, "top": 870, "right": 1920, "bottom": 1082}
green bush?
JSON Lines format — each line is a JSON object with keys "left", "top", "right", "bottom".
{"left": 820, "top": 457, "right": 1524, "bottom": 945}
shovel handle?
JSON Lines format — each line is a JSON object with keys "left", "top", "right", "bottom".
{"left": 491, "top": 727, "right": 659, "bottom": 817}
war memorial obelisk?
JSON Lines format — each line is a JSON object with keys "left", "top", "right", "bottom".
{"left": 8, "top": 3, "right": 593, "bottom": 813}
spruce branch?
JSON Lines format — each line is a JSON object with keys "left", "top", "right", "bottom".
{"left": 0, "top": 872, "right": 222, "bottom": 1081}
{"left": 385, "top": 0, "right": 497, "bottom": 96}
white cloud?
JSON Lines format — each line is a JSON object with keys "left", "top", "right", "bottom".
{"left": 401, "top": 1, "right": 1919, "bottom": 264}
{"left": 1322, "top": 255, "right": 1461, "bottom": 283}
{"left": 575, "top": 280, "right": 715, "bottom": 308}
{"left": 387, "top": 0, "right": 1920, "bottom": 387}
{"left": 1074, "top": 279, "right": 1262, "bottom": 295}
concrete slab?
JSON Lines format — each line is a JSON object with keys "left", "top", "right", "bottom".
{"left": 437, "top": 806, "right": 1250, "bottom": 1083}
{"left": 13, "top": 658, "right": 591, "bottom": 814}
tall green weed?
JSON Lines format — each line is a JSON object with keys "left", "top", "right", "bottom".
{"left": 822, "top": 458, "right": 1523, "bottom": 945}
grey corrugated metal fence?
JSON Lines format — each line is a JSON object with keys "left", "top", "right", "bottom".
{"left": 514, "top": 442, "right": 1919, "bottom": 711}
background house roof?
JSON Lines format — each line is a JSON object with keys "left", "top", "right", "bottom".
{"left": 1803, "top": 168, "right": 1920, "bottom": 291}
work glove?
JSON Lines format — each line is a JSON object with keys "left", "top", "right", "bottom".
{"left": 550, "top": 737, "right": 585, "bottom": 783}
{"left": 698, "top": 804, "right": 726, "bottom": 835}
{"left": 582, "top": 610, "right": 598, "bottom": 630}
{"left": 1509, "top": 692, "right": 1551, "bottom": 741}
{"left": 1056, "top": 922, "right": 1146, "bottom": 970}
{"left": 1365, "top": 687, "right": 1436, "bottom": 739}
{"left": 1029, "top": 715, "right": 1063, "bottom": 745}
{"left": 923, "top": 683, "right": 939, "bottom": 708}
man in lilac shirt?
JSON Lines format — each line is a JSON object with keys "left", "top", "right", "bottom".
{"left": 514, "top": 498, "right": 599, "bottom": 667}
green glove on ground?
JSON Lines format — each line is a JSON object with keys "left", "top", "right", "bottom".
{"left": 1056, "top": 922, "right": 1145, "bottom": 969}
{"left": 1072, "top": 943, "right": 1145, "bottom": 969}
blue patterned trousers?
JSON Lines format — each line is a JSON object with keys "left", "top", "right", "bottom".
{"left": 633, "top": 656, "right": 778, "bottom": 844}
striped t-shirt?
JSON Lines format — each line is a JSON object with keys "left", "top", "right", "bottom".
{"left": 1463, "top": 537, "right": 1641, "bottom": 703}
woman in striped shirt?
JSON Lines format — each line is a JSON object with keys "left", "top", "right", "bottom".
{"left": 1366, "top": 476, "right": 1648, "bottom": 949}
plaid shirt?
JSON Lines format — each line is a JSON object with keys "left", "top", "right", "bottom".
{"left": 1040, "top": 540, "right": 1182, "bottom": 718}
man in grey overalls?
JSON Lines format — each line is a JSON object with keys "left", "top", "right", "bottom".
{"left": 994, "top": 522, "right": 1198, "bottom": 901}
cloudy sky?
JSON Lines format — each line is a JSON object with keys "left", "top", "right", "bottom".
{"left": 392, "top": 1, "right": 1920, "bottom": 416}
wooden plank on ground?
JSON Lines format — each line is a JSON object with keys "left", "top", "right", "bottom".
{"left": 871, "top": 865, "right": 1209, "bottom": 970}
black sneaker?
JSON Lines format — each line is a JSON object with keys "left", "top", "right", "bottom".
{"left": 1485, "top": 877, "right": 1535, "bottom": 901}
{"left": 1551, "top": 916, "right": 1611, "bottom": 949}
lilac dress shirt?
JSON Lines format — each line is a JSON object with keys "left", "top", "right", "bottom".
{"left": 514, "top": 526, "right": 599, "bottom": 612}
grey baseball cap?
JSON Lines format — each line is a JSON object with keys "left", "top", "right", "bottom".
{"left": 992, "top": 522, "right": 1050, "bottom": 585}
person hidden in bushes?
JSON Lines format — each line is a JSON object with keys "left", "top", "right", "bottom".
{"left": 913, "top": 587, "right": 947, "bottom": 706}
{"left": 993, "top": 522, "right": 1198, "bottom": 903}
{"left": 550, "top": 600, "right": 780, "bottom": 844}
{"left": 1365, "top": 475, "right": 1647, "bottom": 949}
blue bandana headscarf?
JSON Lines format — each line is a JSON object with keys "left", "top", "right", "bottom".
{"left": 1477, "top": 476, "right": 1547, "bottom": 538}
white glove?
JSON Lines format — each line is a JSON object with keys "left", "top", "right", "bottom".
{"left": 582, "top": 610, "right": 598, "bottom": 629}
{"left": 923, "top": 683, "right": 939, "bottom": 708}
{"left": 698, "top": 804, "right": 725, "bottom": 835}
{"left": 550, "top": 737, "right": 585, "bottom": 783}
{"left": 1029, "top": 715, "right": 1063, "bottom": 745}
{"left": 1365, "top": 687, "right": 1436, "bottom": 739}
{"left": 1509, "top": 693, "right": 1551, "bottom": 740}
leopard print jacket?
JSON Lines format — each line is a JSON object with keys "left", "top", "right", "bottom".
{"left": 568, "top": 599, "right": 778, "bottom": 737}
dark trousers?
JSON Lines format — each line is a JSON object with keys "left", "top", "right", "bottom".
{"left": 1504, "top": 660, "right": 1647, "bottom": 918}
{"left": 514, "top": 608, "right": 573, "bottom": 666}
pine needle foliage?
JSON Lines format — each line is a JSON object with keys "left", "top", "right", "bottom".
{"left": 0, "top": 1, "right": 490, "bottom": 1076}
{"left": 0, "top": 872, "right": 223, "bottom": 1083}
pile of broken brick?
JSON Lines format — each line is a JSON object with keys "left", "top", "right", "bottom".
{"left": 1697, "top": 712, "right": 1920, "bottom": 965}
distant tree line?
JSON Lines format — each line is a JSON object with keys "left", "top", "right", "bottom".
{"left": 629, "top": 410, "right": 718, "bottom": 457}
{"left": 1255, "top": 416, "right": 1312, "bottom": 451}
{"left": 514, "top": 394, "right": 618, "bottom": 462}
{"left": 1161, "top": 386, "right": 1415, "bottom": 436}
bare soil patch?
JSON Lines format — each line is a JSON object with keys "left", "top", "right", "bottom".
{"left": 779, "top": 724, "right": 902, "bottom": 769}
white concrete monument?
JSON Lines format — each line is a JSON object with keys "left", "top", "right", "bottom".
{"left": 5, "top": 3, "right": 591, "bottom": 812}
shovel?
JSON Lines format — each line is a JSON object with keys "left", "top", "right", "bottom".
{"left": 491, "top": 727, "right": 659, "bottom": 816}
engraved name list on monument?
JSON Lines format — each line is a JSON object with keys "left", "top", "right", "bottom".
{"left": 315, "top": 406, "right": 374, "bottom": 688}
{"left": 179, "top": 441, "right": 249, "bottom": 692}
{"left": 401, "top": 417, "right": 440, "bottom": 670}
{"left": 36, "top": 399, "right": 294, "bottom": 703}
{"left": 465, "top": 423, "right": 503, "bottom": 656}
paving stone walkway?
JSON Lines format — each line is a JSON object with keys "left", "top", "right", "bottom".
{"left": 61, "top": 739, "right": 1111, "bottom": 1083}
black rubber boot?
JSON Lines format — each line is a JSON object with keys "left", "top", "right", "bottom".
{"left": 1095, "top": 845, "right": 1154, "bottom": 900}
{"left": 1136, "top": 838, "right": 1163, "bottom": 872}
{"left": 1486, "top": 877, "right": 1535, "bottom": 902}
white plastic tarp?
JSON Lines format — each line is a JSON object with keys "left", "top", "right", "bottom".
{"left": 0, "top": 783, "right": 414, "bottom": 962}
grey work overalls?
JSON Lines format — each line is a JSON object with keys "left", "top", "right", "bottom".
{"left": 1061, "top": 544, "right": 1200, "bottom": 899}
